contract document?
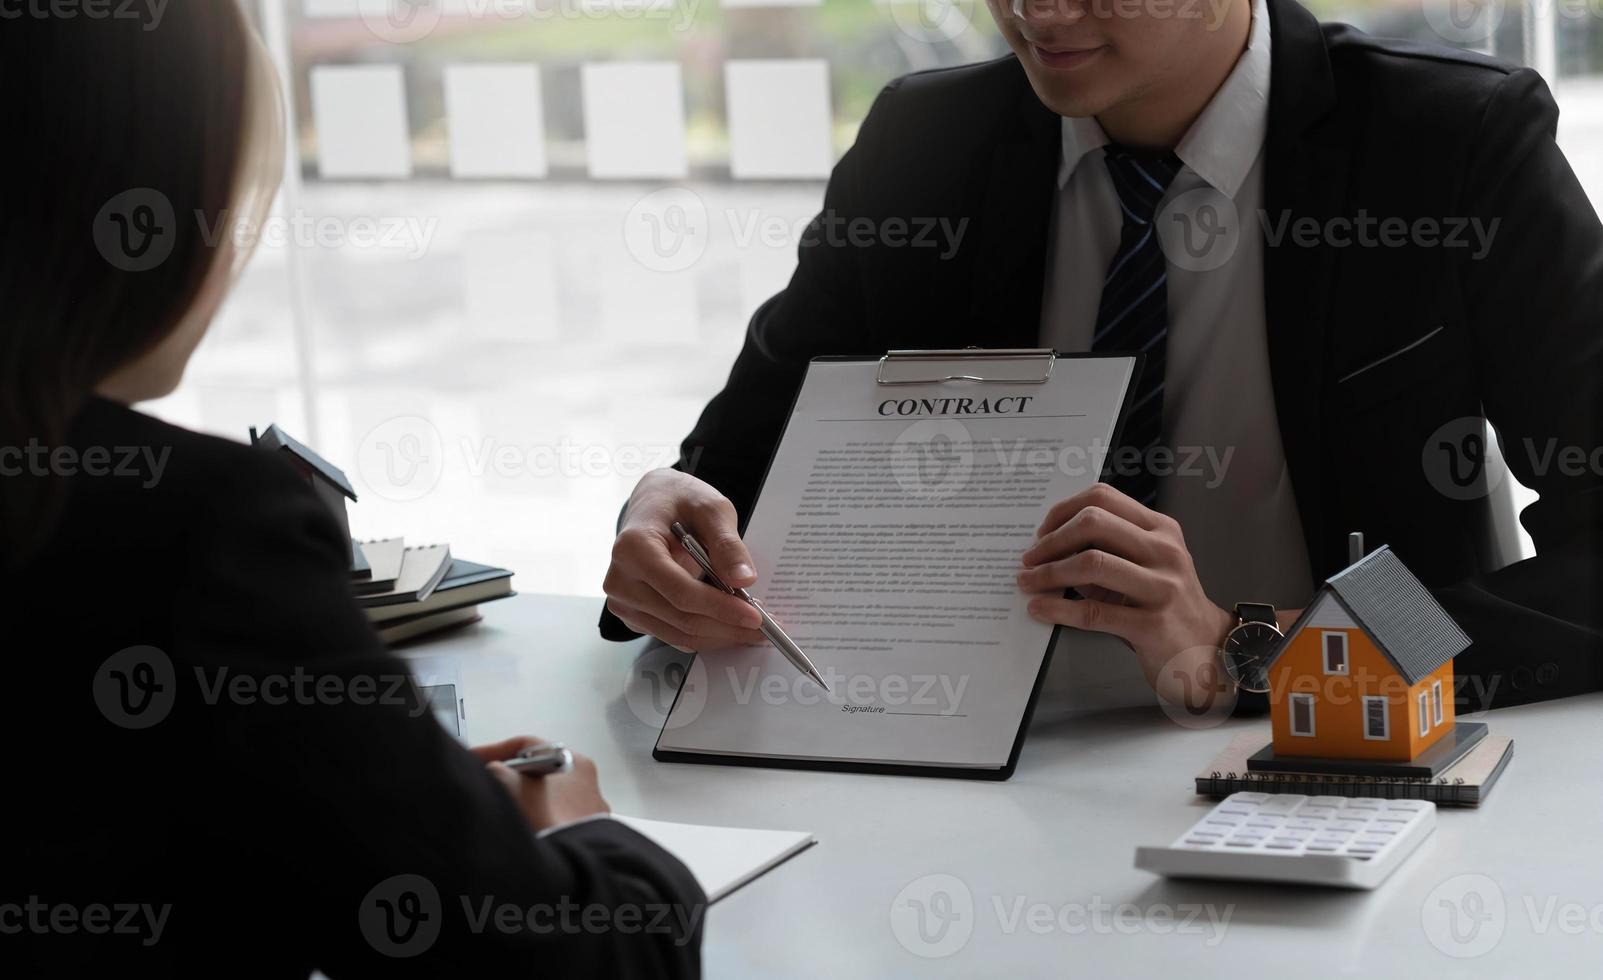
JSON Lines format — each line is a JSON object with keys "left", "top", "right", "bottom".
{"left": 655, "top": 351, "right": 1138, "bottom": 778}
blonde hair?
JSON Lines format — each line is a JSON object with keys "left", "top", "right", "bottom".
{"left": 225, "top": 0, "right": 288, "bottom": 280}
{"left": 1, "top": 0, "right": 284, "bottom": 561}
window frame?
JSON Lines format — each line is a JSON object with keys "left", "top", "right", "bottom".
{"left": 1321, "top": 631, "right": 1349, "bottom": 676}
{"left": 1289, "top": 693, "right": 1316, "bottom": 737}
{"left": 1362, "top": 696, "right": 1390, "bottom": 741}
{"left": 1418, "top": 692, "right": 1430, "bottom": 736}
{"left": 1432, "top": 680, "right": 1444, "bottom": 726}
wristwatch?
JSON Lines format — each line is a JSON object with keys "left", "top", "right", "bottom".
{"left": 1220, "top": 602, "right": 1282, "bottom": 694}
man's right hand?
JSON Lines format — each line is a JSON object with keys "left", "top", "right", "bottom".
{"left": 603, "top": 469, "right": 766, "bottom": 652}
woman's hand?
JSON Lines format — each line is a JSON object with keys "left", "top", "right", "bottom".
{"left": 472, "top": 736, "right": 610, "bottom": 832}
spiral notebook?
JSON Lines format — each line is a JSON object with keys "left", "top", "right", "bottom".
{"left": 355, "top": 544, "right": 452, "bottom": 607}
{"left": 1195, "top": 731, "right": 1514, "bottom": 807}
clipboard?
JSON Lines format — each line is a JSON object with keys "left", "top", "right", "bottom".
{"left": 653, "top": 348, "right": 1145, "bottom": 781}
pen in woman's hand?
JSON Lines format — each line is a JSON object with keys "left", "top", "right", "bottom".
{"left": 505, "top": 742, "right": 574, "bottom": 776}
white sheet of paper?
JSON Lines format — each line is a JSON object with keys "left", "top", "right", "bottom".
{"left": 581, "top": 63, "right": 688, "bottom": 179}
{"left": 444, "top": 64, "right": 548, "bottom": 179}
{"left": 725, "top": 60, "right": 833, "bottom": 179}
{"left": 612, "top": 816, "right": 814, "bottom": 903}
{"left": 310, "top": 65, "right": 412, "bottom": 179}
{"left": 656, "top": 355, "right": 1135, "bottom": 770}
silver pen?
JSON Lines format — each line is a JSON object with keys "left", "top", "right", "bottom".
{"left": 669, "top": 522, "right": 832, "bottom": 693}
{"left": 505, "top": 742, "right": 574, "bottom": 776}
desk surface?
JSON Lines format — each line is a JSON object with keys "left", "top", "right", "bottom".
{"left": 415, "top": 594, "right": 1603, "bottom": 977}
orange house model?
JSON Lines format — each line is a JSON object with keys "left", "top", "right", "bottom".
{"left": 1265, "top": 546, "right": 1472, "bottom": 763}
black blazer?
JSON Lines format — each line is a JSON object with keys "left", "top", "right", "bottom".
{"left": 603, "top": 0, "right": 1603, "bottom": 709}
{"left": 5, "top": 399, "right": 703, "bottom": 978}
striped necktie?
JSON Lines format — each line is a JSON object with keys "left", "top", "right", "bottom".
{"left": 1092, "top": 145, "right": 1184, "bottom": 509}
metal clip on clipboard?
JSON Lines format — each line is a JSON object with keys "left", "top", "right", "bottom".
{"left": 874, "top": 348, "right": 1057, "bottom": 386}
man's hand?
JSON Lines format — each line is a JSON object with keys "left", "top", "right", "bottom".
{"left": 473, "top": 736, "right": 609, "bottom": 832}
{"left": 1016, "top": 483, "right": 1234, "bottom": 685}
{"left": 603, "top": 468, "right": 766, "bottom": 652}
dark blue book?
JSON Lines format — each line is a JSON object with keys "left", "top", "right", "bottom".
{"left": 364, "top": 558, "right": 514, "bottom": 624}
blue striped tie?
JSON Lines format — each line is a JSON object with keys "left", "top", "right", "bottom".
{"left": 1092, "top": 145, "right": 1183, "bottom": 509}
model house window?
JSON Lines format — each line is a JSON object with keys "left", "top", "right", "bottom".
{"left": 1363, "top": 696, "right": 1389, "bottom": 740}
{"left": 1322, "top": 632, "right": 1348, "bottom": 675}
{"left": 1418, "top": 693, "right": 1430, "bottom": 736}
{"left": 1289, "top": 694, "right": 1316, "bottom": 737}
{"left": 1432, "top": 681, "right": 1444, "bottom": 726}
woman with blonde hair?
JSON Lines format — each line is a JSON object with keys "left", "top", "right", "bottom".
{"left": 0, "top": 6, "right": 702, "bottom": 976}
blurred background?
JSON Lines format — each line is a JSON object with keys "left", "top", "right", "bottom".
{"left": 161, "top": 0, "right": 1600, "bottom": 595}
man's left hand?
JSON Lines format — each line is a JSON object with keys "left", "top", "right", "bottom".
{"left": 1016, "top": 483, "right": 1234, "bottom": 684}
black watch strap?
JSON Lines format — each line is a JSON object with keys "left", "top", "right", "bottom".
{"left": 1234, "top": 602, "right": 1277, "bottom": 627}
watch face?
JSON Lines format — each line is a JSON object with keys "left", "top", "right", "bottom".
{"left": 1222, "top": 622, "right": 1281, "bottom": 694}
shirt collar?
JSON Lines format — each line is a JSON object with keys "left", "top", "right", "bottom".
{"left": 1056, "top": 0, "right": 1272, "bottom": 198}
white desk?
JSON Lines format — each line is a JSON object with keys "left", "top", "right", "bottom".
{"left": 415, "top": 594, "right": 1603, "bottom": 977}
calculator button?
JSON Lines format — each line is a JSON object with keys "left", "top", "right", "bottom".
{"left": 1184, "top": 837, "right": 1218, "bottom": 847}
{"left": 1265, "top": 840, "right": 1300, "bottom": 850}
{"left": 1385, "top": 800, "right": 1430, "bottom": 811}
{"left": 1345, "top": 799, "right": 1381, "bottom": 810}
{"left": 1246, "top": 818, "right": 1282, "bottom": 829}
{"left": 1230, "top": 793, "right": 1272, "bottom": 803}
{"left": 1286, "top": 819, "right": 1324, "bottom": 830}
{"left": 1334, "top": 819, "right": 1369, "bottom": 831}
{"left": 1305, "top": 843, "right": 1340, "bottom": 852}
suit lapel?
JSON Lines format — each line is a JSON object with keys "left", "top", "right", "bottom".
{"left": 1263, "top": 0, "right": 1351, "bottom": 577}
{"left": 965, "top": 76, "right": 1060, "bottom": 348}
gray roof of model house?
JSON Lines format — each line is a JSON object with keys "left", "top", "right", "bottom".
{"left": 252, "top": 424, "right": 358, "bottom": 501}
{"left": 1269, "top": 546, "right": 1472, "bottom": 686}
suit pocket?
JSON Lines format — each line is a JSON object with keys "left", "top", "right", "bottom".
{"left": 1333, "top": 325, "right": 1468, "bottom": 409}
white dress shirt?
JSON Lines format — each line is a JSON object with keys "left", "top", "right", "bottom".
{"left": 1036, "top": 0, "right": 1316, "bottom": 709}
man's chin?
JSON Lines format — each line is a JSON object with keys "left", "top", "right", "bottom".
{"left": 1018, "top": 70, "right": 1117, "bottom": 121}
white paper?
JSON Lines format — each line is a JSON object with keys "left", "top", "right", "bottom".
{"left": 725, "top": 60, "right": 833, "bottom": 180}
{"left": 656, "top": 356, "right": 1135, "bottom": 769}
{"left": 310, "top": 65, "right": 412, "bottom": 179}
{"left": 444, "top": 64, "right": 548, "bottom": 179}
{"left": 612, "top": 815, "right": 814, "bottom": 902}
{"left": 581, "top": 63, "right": 688, "bottom": 179}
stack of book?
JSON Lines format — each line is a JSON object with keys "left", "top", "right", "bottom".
{"left": 350, "top": 538, "right": 515, "bottom": 646}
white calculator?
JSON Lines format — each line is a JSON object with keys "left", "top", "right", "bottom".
{"left": 1135, "top": 792, "right": 1436, "bottom": 889}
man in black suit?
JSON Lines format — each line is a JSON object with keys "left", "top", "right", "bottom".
{"left": 601, "top": 0, "right": 1602, "bottom": 710}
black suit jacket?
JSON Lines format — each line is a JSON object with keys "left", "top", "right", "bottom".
{"left": 603, "top": 0, "right": 1603, "bottom": 709}
{"left": 6, "top": 399, "right": 703, "bottom": 978}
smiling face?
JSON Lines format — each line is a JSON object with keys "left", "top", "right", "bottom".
{"left": 988, "top": 0, "right": 1245, "bottom": 141}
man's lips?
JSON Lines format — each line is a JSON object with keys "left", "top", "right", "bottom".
{"left": 1027, "top": 42, "right": 1107, "bottom": 71}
